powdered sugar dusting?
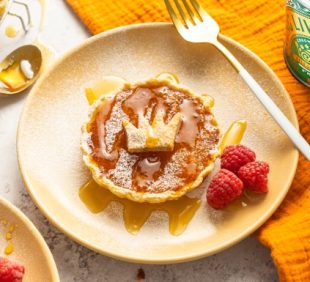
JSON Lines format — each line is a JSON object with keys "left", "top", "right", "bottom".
{"left": 145, "top": 100, "right": 156, "bottom": 121}
{"left": 108, "top": 149, "right": 138, "bottom": 189}
{"left": 149, "top": 149, "right": 188, "bottom": 192}
{"left": 154, "top": 86, "right": 182, "bottom": 120}
{"left": 105, "top": 91, "right": 130, "bottom": 152}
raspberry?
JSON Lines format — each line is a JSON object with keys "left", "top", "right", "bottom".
{"left": 0, "top": 257, "right": 25, "bottom": 282}
{"left": 238, "top": 161, "right": 270, "bottom": 193}
{"left": 221, "top": 145, "right": 256, "bottom": 174}
{"left": 207, "top": 169, "right": 244, "bottom": 209}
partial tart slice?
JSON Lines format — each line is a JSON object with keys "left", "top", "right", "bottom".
{"left": 81, "top": 77, "right": 220, "bottom": 203}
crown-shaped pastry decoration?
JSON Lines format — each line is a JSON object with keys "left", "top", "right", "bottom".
{"left": 123, "top": 110, "right": 182, "bottom": 153}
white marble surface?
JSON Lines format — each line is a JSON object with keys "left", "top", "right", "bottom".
{"left": 0, "top": 0, "right": 278, "bottom": 281}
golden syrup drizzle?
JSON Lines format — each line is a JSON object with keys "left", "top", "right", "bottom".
{"left": 177, "top": 99, "right": 199, "bottom": 146}
{"left": 219, "top": 120, "right": 247, "bottom": 153}
{"left": 8, "top": 224, "right": 15, "bottom": 233}
{"left": 85, "top": 76, "right": 125, "bottom": 105}
{"left": 1, "top": 220, "right": 16, "bottom": 255}
{"left": 4, "top": 243, "right": 14, "bottom": 255}
{"left": 85, "top": 74, "right": 178, "bottom": 105}
{"left": 135, "top": 157, "right": 161, "bottom": 188}
{"left": 0, "top": 62, "right": 28, "bottom": 91}
{"left": 5, "top": 232, "right": 12, "bottom": 240}
{"left": 5, "top": 25, "right": 18, "bottom": 38}
{"left": 79, "top": 180, "right": 201, "bottom": 235}
{"left": 123, "top": 87, "right": 153, "bottom": 115}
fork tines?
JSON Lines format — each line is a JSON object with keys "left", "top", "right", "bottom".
{"left": 165, "top": 0, "right": 209, "bottom": 28}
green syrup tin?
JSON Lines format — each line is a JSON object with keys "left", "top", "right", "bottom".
{"left": 284, "top": 0, "right": 310, "bottom": 87}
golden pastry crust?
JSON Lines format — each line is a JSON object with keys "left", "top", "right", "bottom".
{"left": 81, "top": 78, "right": 220, "bottom": 203}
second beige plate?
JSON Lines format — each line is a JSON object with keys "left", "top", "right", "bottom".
{"left": 17, "top": 23, "right": 298, "bottom": 263}
{"left": 0, "top": 197, "right": 59, "bottom": 281}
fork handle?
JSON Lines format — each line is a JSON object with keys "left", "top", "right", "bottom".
{"left": 214, "top": 42, "right": 310, "bottom": 161}
{"left": 239, "top": 68, "right": 310, "bottom": 160}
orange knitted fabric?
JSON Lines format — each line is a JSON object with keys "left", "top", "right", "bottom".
{"left": 66, "top": 0, "right": 310, "bottom": 280}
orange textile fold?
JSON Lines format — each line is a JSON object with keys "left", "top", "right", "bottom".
{"left": 66, "top": 0, "right": 310, "bottom": 280}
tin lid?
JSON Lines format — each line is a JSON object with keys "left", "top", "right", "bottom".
{"left": 299, "top": 0, "right": 310, "bottom": 9}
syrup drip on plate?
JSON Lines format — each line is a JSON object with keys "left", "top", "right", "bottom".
{"left": 85, "top": 76, "right": 125, "bottom": 104}
{"left": 4, "top": 243, "right": 14, "bottom": 255}
{"left": 80, "top": 180, "right": 201, "bottom": 235}
{"left": 1, "top": 219, "right": 16, "bottom": 255}
{"left": 5, "top": 25, "right": 18, "bottom": 38}
{"left": 219, "top": 120, "right": 247, "bottom": 153}
{"left": 177, "top": 99, "right": 200, "bottom": 146}
{"left": 81, "top": 74, "right": 247, "bottom": 235}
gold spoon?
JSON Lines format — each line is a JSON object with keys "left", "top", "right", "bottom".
{"left": 0, "top": 45, "right": 42, "bottom": 96}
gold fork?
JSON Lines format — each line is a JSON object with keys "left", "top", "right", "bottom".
{"left": 165, "top": 0, "right": 310, "bottom": 160}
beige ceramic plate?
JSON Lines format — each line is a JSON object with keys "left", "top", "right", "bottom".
{"left": 17, "top": 23, "right": 298, "bottom": 263}
{"left": 0, "top": 197, "right": 59, "bottom": 281}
